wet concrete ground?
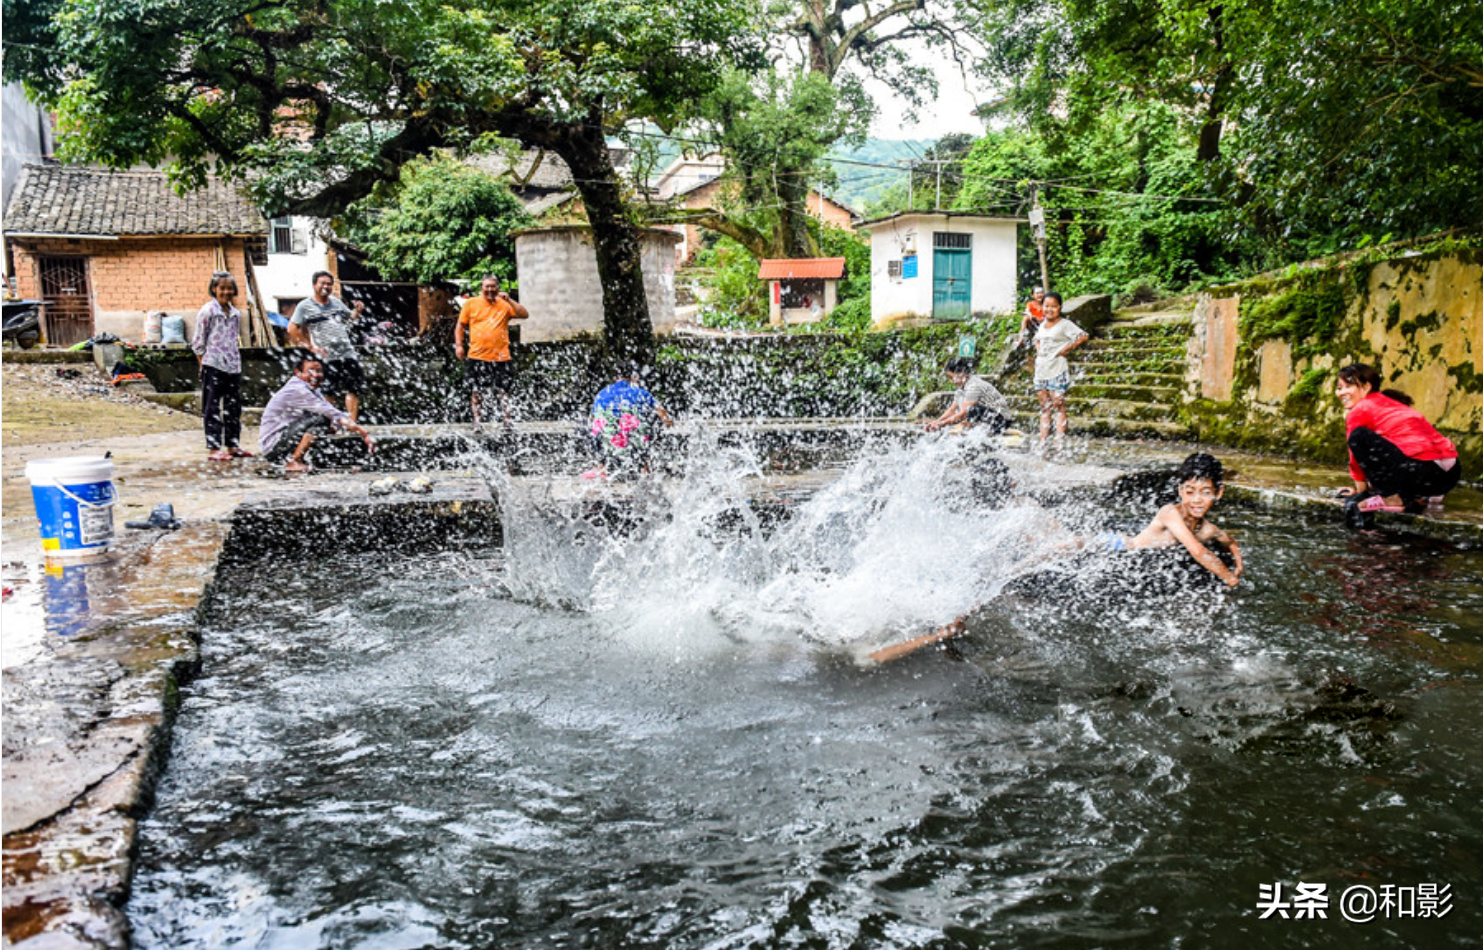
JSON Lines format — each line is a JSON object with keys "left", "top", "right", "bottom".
{"left": 3, "top": 412, "right": 1479, "bottom": 948}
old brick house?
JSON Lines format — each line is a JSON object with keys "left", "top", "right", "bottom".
{"left": 652, "top": 154, "right": 861, "bottom": 266}
{"left": 3, "top": 164, "right": 266, "bottom": 346}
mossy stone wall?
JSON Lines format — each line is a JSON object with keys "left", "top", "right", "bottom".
{"left": 1184, "top": 243, "right": 1481, "bottom": 474}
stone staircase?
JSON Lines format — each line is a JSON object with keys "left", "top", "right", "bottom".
{"left": 999, "top": 310, "right": 1195, "bottom": 439}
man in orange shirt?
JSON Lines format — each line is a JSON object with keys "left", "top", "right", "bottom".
{"left": 455, "top": 275, "right": 530, "bottom": 425}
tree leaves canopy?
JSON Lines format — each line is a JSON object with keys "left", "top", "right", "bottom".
{"left": 974, "top": 0, "right": 1483, "bottom": 250}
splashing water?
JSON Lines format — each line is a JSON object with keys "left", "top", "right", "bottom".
{"left": 490, "top": 431, "right": 1065, "bottom": 658}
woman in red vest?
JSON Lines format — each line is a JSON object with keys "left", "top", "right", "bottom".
{"left": 1335, "top": 363, "right": 1461, "bottom": 522}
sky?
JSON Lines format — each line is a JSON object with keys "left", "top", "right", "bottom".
{"left": 864, "top": 40, "right": 996, "bottom": 142}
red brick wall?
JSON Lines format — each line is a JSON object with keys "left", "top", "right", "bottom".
{"left": 11, "top": 236, "right": 249, "bottom": 341}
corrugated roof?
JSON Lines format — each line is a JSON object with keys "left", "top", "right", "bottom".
{"left": 3, "top": 164, "right": 266, "bottom": 237}
{"left": 757, "top": 257, "right": 846, "bottom": 280}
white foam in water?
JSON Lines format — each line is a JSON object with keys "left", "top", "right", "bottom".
{"left": 491, "top": 431, "right": 1063, "bottom": 657}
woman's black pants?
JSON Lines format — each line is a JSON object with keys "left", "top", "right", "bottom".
{"left": 201, "top": 365, "right": 243, "bottom": 450}
{"left": 1348, "top": 426, "right": 1460, "bottom": 500}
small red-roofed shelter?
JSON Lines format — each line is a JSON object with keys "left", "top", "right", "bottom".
{"left": 757, "top": 257, "right": 846, "bottom": 326}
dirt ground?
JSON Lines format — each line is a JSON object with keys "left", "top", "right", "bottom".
{"left": 1, "top": 359, "right": 216, "bottom": 532}
{"left": 1, "top": 359, "right": 198, "bottom": 445}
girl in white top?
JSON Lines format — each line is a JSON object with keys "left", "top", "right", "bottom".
{"left": 1032, "top": 292, "right": 1088, "bottom": 446}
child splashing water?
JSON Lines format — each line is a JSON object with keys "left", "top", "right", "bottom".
{"left": 1100, "top": 452, "right": 1243, "bottom": 587}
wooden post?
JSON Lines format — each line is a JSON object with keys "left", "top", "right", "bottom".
{"left": 1030, "top": 187, "right": 1050, "bottom": 293}
{"left": 241, "top": 247, "right": 276, "bottom": 347}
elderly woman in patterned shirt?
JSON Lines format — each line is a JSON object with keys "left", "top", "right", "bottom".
{"left": 192, "top": 271, "right": 251, "bottom": 461}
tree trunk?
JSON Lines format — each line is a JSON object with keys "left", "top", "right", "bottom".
{"left": 776, "top": 173, "right": 818, "bottom": 259}
{"left": 550, "top": 124, "right": 656, "bottom": 366}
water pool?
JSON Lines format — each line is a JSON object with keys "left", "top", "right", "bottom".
{"left": 128, "top": 446, "right": 1483, "bottom": 949}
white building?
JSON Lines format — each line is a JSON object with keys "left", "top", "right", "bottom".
{"left": 859, "top": 212, "right": 1021, "bottom": 323}
{"left": 254, "top": 215, "right": 331, "bottom": 318}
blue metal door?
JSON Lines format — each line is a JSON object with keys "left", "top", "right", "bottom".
{"left": 931, "top": 232, "right": 972, "bottom": 320}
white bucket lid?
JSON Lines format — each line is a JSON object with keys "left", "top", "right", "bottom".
{"left": 24, "top": 456, "right": 115, "bottom": 487}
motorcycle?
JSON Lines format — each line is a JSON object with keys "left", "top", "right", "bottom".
{"left": 3, "top": 299, "right": 43, "bottom": 349}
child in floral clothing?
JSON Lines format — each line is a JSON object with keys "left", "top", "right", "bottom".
{"left": 587, "top": 366, "right": 673, "bottom": 478}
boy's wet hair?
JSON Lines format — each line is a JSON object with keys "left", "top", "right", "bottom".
{"left": 944, "top": 356, "right": 975, "bottom": 375}
{"left": 1176, "top": 452, "right": 1224, "bottom": 488}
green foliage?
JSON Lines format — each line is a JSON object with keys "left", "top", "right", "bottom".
{"left": 1239, "top": 271, "right": 1348, "bottom": 354}
{"left": 824, "top": 296, "right": 872, "bottom": 332}
{"left": 693, "top": 238, "right": 769, "bottom": 329}
{"left": 974, "top": 0, "right": 1483, "bottom": 256}
{"left": 952, "top": 102, "right": 1257, "bottom": 302}
{"left": 1283, "top": 367, "right": 1332, "bottom": 411}
{"left": 693, "top": 68, "right": 867, "bottom": 259}
{"left": 817, "top": 226, "right": 871, "bottom": 304}
{"left": 345, "top": 156, "right": 531, "bottom": 286}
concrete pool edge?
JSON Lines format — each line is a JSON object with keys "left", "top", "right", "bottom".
{"left": 2, "top": 443, "right": 1478, "bottom": 949}
{"left": 1, "top": 483, "right": 503, "bottom": 950}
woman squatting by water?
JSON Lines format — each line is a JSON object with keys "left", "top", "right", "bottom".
{"left": 1334, "top": 362, "right": 1461, "bottom": 527}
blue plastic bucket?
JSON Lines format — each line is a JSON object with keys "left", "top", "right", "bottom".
{"left": 24, "top": 456, "right": 117, "bottom": 558}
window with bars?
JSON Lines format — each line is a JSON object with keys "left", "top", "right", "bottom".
{"left": 887, "top": 260, "right": 903, "bottom": 279}
{"left": 270, "top": 216, "right": 307, "bottom": 254}
{"left": 933, "top": 232, "right": 971, "bottom": 250}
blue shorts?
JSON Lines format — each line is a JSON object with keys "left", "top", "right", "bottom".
{"left": 1034, "top": 373, "right": 1071, "bottom": 393}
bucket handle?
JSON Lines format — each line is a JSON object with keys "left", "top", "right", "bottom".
{"left": 53, "top": 481, "right": 119, "bottom": 510}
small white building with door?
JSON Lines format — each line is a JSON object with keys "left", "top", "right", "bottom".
{"left": 860, "top": 212, "right": 1020, "bottom": 323}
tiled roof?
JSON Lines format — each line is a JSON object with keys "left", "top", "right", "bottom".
{"left": 3, "top": 164, "right": 266, "bottom": 237}
{"left": 757, "top": 257, "right": 847, "bottom": 280}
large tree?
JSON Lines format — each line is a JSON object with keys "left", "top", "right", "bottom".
{"left": 4, "top": 0, "right": 760, "bottom": 362}
{"left": 670, "top": 0, "right": 980, "bottom": 260}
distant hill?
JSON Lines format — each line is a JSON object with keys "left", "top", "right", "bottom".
{"left": 624, "top": 131, "right": 945, "bottom": 213}
{"left": 825, "top": 139, "right": 934, "bottom": 212}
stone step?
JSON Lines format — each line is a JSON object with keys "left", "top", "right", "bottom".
{"left": 1104, "top": 311, "right": 1194, "bottom": 328}
{"left": 1005, "top": 410, "right": 1192, "bottom": 440}
{"left": 1072, "top": 370, "right": 1187, "bottom": 386}
{"left": 1083, "top": 337, "right": 1186, "bottom": 353}
{"left": 1071, "top": 361, "right": 1186, "bottom": 379}
{"left": 1075, "top": 358, "right": 1186, "bottom": 372}
{"left": 1004, "top": 383, "right": 1185, "bottom": 404}
{"left": 1070, "top": 383, "right": 1184, "bottom": 403}
{"left": 1, "top": 347, "right": 96, "bottom": 364}
{"left": 1005, "top": 396, "right": 1184, "bottom": 423}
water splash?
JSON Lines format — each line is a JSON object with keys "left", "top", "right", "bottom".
{"left": 491, "top": 431, "right": 1064, "bottom": 657}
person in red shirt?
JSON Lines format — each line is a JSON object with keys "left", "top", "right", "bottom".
{"left": 1335, "top": 363, "right": 1460, "bottom": 522}
{"left": 1016, "top": 286, "right": 1046, "bottom": 343}
{"left": 455, "top": 275, "right": 530, "bottom": 426}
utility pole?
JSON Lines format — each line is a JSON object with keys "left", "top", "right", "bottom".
{"left": 935, "top": 160, "right": 943, "bottom": 210}
{"left": 906, "top": 160, "right": 913, "bottom": 210}
{"left": 1029, "top": 184, "right": 1050, "bottom": 292}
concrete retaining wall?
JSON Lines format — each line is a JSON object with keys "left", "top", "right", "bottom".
{"left": 1183, "top": 242, "right": 1482, "bottom": 472}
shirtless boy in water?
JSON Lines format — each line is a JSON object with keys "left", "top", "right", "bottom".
{"left": 1112, "top": 452, "right": 1243, "bottom": 587}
